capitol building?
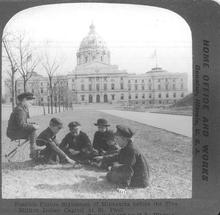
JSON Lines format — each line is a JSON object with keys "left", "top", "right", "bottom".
{"left": 8, "top": 24, "right": 188, "bottom": 107}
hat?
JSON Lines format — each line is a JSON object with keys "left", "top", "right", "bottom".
{"left": 94, "top": 118, "right": 110, "bottom": 127}
{"left": 50, "top": 118, "right": 63, "bottom": 127}
{"left": 115, "top": 125, "right": 134, "bottom": 138}
{"left": 17, "top": 92, "right": 35, "bottom": 101}
{"left": 68, "top": 121, "right": 81, "bottom": 128}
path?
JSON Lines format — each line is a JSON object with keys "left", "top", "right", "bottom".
{"left": 100, "top": 110, "right": 192, "bottom": 137}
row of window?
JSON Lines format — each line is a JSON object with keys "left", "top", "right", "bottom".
{"left": 128, "top": 78, "right": 184, "bottom": 83}
{"left": 79, "top": 83, "right": 184, "bottom": 91}
{"left": 80, "top": 92, "right": 184, "bottom": 101}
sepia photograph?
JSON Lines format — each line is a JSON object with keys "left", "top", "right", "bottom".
{"left": 1, "top": 3, "right": 194, "bottom": 199}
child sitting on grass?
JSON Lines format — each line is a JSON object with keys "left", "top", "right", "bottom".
{"left": 94, "top": 125, "right": 150, "bottom": 192}
{"left": 36, "top": 118, "right": 76, "bottom": 165}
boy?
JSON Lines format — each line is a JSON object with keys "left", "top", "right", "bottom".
{"left": 95, "top": 125, "right": 150, "bottom": 191}
{"left": 93, "top": 118, "right": 119, "bottom": 156}
{"left": 36, "top": 118, "right": 76, "bottom": 165}
{"left": 7, "top": 92, "right": 39, "bottom": 159}
{"left": 60, "top": 121, "right": 98, "bottom": 164}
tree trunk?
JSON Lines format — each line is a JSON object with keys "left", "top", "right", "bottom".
{"left": 11, "top": 71, "right": 15, "bottom": 110}
{"left": 23, "top": 79, "right": 27, "bottom": 93}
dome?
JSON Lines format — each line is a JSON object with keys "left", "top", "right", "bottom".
{"left": 76, "top": 24, "right": 111, "bottom": 65}
{"left": 79, "top": 24, "right": 108, "bottom": 52}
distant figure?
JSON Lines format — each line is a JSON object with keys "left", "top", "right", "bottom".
{"left": 60, "top": 121, "right": 98, "bottom": 164}
{"left": 6, "top": 92, "right": 39, "bottom": 159}
{"left": 36, "top": 118, "right": 76, "bottom": 165}
{"left": 95, "top": 125, "right": 150, "bottom": 189}
{"left": 93, "top": 118, "right": 119, "bottom": 156}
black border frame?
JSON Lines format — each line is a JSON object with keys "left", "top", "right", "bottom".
{"left": 1, "top": 0, "right": 220, "bottom": 214}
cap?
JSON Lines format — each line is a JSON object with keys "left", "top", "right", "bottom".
{"left": 17, "top": 92, "right": 35, "bottom": 101}
{"left": 115, "top": 125, "right": 134, "bottom": 138}
{"left": 68, "top": 121, "right": 81, "bottom": 128}
{"left": 49, "top": 118, "right": 63, "bottom": 127}
{"left": 94, "top": 118, "right": 110, "bottom": 127}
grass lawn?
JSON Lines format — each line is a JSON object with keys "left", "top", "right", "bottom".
{"left": 1, "top": 109, "right": 192, "bottom": 199}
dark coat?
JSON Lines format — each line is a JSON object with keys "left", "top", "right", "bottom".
{"left": 7, "top": 104, "right": 35, "bottom": 140}
{"left": 60, "top": 131, "right": 93, "bottom": 161}
{"left": 104, "top": 141, "right": 150, "bottom": 188}
{"left": 93, "top": 130, "right": 119, "bottom": 155}
{"left": 36, "top": 127, "right": 58, "bottom": 161}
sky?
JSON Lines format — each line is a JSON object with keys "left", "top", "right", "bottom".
{"left": 2, "top": 3, "right": 192, "bottom": 91}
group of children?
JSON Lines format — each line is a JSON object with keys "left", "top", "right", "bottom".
{"left": 7, "top": 92, "right": 150, "bottom": 190}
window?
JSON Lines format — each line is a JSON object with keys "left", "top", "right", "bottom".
{"left": 173, "top": 93, "right": 176, "bottom": 98}
{"left": 165, "top": 84, "right": 168, "bottom": 90}
{"left": 41, "top": 88, "right": 43, "bottom": 93}
{"left": 142, "top": 79, "right": 144, "bottom": 83}
{"left": 120, "top": 77, "right": 123, "bottom": 81}
{"left": 120, "top": 83, "right": 124, "bottom": 90}
{"left": 81, "top": 84, "right": 84, "bottom": 91}
{"left": 181, "top": 84, "right": 184, "bottom": 89}
{"left": 104, "top": 83, "right": 107, "bottom": 90}
{"left": 158, "top": 93, "right": 161, "bottom": 98}
{"left": 158, "top": 79, "right": 160, "bottom": 82}
{"left": 159, "top": 100, "right": 161, "bottom": 104}
{"left": 41, "top": 82, "right": 43, "bottom": 86}
{"left": 166, "top": 93, "right": 169, "bottom": 98}
{"left": 96, "top": 84, "right": 100, "bottom": 91}
{"left": 111, "top": 83, "right": 115, "bottom": 90}
{"left": 96, "top": 77, "right": 99, "bottom": 81}
{"left": 128, "top": 80, "right": 131, "bottom": 83}
{"left": 104, "top": 77, "right": 107, "bottom": 81}
{"left": 173, "top": 84, "right": 176, "bottom": 89}
{"left": 149, "top": 86, "right": 151, "bottom": 90}
{"left": 101, "top": 56, "right": 103, "bottom": 61}
{"left": 149, "top": 94, "right": 152, "bottom": 98}
{"left": 89, "top": 77, "right": 92, "bottom": 82}
{"left": 135, "top": 85, "right": 138, "bottom": 90}
{"left": 142, "top": 94, "right": 145, "bottom": 99}
{"left": 129, "top": 94, "right": 131, "bottom": 99}
{"left": 41, "top": 98, "right": 43, "bottom": 102}
{"left": 142, "top": 85, "right": 145, "bottom": 90}
{"left": 128, "top": 85, "right": 131, "bottom": 90}
{"left": 32, "top": 89, "right": 34, "bottom": 94}
{"left": 135, "top": 94, "right": 138, "bottom": 99}
{"left": 81, "top": 95, "right": 85, "bottom": 101}
{"left": 112, "top": 94, "right": 115, "bottom": 100}
{"left": 181, "top": 93, "right": 184, "bottom": 97}
{"left": 85, "top": 56, "right": 88, "bottom": 62}
{"left": 89, "top": 84, "right": 92, "bottom": 91}
{"left": 158, "top": 85, "right": 161, "bottom": 90}
{"left": 121, "top": 94, "right": 124, "bottom": 100}
{"left": 135, "top": 80, "right": 137, "bottom": 83}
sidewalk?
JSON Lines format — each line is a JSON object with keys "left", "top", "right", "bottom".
{"left": 100, "top": 110, "right": 192, "bottom": 137}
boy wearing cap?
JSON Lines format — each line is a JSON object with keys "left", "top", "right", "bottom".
{"left": 36, "top": 118, "right": 76, "bottom": 165}
{"left": 7, "top": 92, "right": 39, "bottom": 159}
{"left": 96, "top": 124, "right": 150, "bottom": 189}
{"left": 93, "top": 118, "right": 119, "bottom": 156}
{"left": 60, "top": 121, "right": 97, "bottom": 164}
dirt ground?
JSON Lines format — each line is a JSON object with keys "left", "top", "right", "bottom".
{"left": 1, "top": 109, "right": 192, "bottom": 199}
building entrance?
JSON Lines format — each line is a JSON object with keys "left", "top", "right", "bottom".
{"left": 89, "top": 95, "right": 93, "bottom": 103}
{"left": 96, "top": 95, "right": 100, "bottom": 103}
{"left": 104, "top": 94, "right": 108, "bottom": 103}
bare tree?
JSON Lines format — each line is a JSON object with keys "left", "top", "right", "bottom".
{"left": 15, "top": 34, "right": 39, "bottom": 92}
{"left": 2, "top": 32, "right": 18, "bottom": 109}
{"left": 41, "top": 53, "right": 59, "bottom": 114}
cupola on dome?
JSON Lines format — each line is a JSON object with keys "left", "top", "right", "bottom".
{"left": 77, "top": 24, "right": 111, "bottom": 65}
